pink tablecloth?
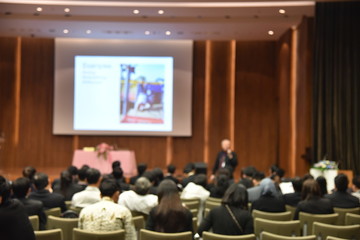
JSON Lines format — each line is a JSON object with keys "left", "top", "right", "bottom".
{"left": 72, "top": 150, "right": 137, "bottom": 177}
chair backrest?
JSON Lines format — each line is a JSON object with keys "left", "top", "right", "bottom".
{"left": 252, "top": 210, "right": 292, "bottom": 221}
{"left": 286, "top": 205, "right": 297, "bottom": 220}
{"left": 299, "top": 212, "right": 339, "bottom": 236}
{"left": 254, "top": 218, "right": 301, "bottom": 238}
{"left": 45, "top": 207, "right": 62, "bottom": 218}
{"left": 333, "top": 207, "right": 360, "bottom": 225}
{"left": 132, "top": 215, "right": 145, "bottom": 232}
{"left": 207, "top": 197, "right": 222, "bottom": 203}
{"left": 345, "top": 213, "right": 360, "bottom": 225}
{"left": 204, "top": 208, "right": 211, "bottom": 218}
{"left": 139, "top": 229, "right": 192, "bottom": 240}
{"left": 183, "top": 200, "right": 200, "bottom": 211}
{"left": 47, "top": 215, "right": 78, "bottom": 240}
{"left": 202, "top": 231, "right": 256, "bottom": 240}
{"left": 190, "top": 208, "right": 199, "bottom": 218}
{"left": 29, "top": 215, "right": 39, "bottom": 231}
{"left": 261, "top": 231, "right": 316, "bottom": 240}
{"left": 205, "top": 200, "right": 221, "bottom": 211}
{"left": 312, "top": 222, "right": 360, "bottom": 240}
{"left": 73, "top": 228, "right": 125, "bottom": 240}
{"left": 325, "top": 236, "right": 351, "bottom": 240}
{"left": 192, "top": 217, "right": 198, "bottom": 234}
{"left": 35, "top": 229, "right": 63, "bottom": 240}
{"left": 65, "top": 201, "right": 72, "bottom": 209}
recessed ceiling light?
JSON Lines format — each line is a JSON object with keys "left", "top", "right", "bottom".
{"left": 158, "top": 10, "right": 164, "bottom": 15}
{"left": 133, "top": 9, "right": 140, "bottom": 14}
{"left": 36, "top": 7, "right": 42, "bottom": 12}
{"left": 64, "top": 8, "right": 70, "bottom": 13}
{"left": 86, "top": 30, "right": 92, "bottom": 34}
{"left": 144, "top": 30, "right": 150, "bottom": 35}
{"left": 165, "top": 30, "right": 171, "bottom": 35}
{"left": 279, "top": 9, "right": 286, "bottom": 14}
{"left": 63, "top": 29, "right": 69, "bottom": 34}
{"left": 268, "top": 30, "right": 274, "bottom": 35}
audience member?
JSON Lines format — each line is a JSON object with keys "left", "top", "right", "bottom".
{"left": 77, "top": 165, "right": 89, "bottom": 189}
{"left": 182, "top": 162, "right": 196, "bottom": 187}
{"left": 79, "top": 179, "right": 136, "bottom": 240}
{"left": 351, "top": 175, "right": 360, "bottom": 202}
{"left": 130, "top": 163, "right": 147, "bottom": 185}
{"left": 152, "top": 168, "right": 164, "bottom": 187}
{"left": 325, "top": 173, "right": 359, "bottom": 208}
{"left": 247, "top": 171, "right": 265, "bottom": 202}
{"left": 283, "top": 177, "right": 303, "bottom": 207}
{"left": 111, "top": 167, "right": 130, "bottom": 191}
{"left": 251, "top": 178, "right": 286, "bottom": 212}
{"left": 164, "top": 164, "right": 180, "bottom": 184}
{"left": 198, "top": 183, "right": 253, "bottom": 236}
{"left": 118, "top": 177, "right": 158, "bottom": 214}
{"left": 53, "top": 170, "right": 84, "bottom": 201}
{"left": 72, "top": 168, "right": 101, "bottom": 208}
{"left": 146, "top": 180, "right": 193, "bottom": 233}
{"left": 294, "top": 179, "right": 334, "bottom": 219}
{"left": 209, "top": 174, "right": 230, "bottom": 198}
{"left": 316, "top": 176, "right": 328, "bottom": 196}
{"left": 12, "top": 177, "right": 47, "bottom": 230}
{"left": 22, "top": 166, "right": 37, "bottom": 191}
{"left": 52, "top": 165, "right": 79, "bottom": 189}
{"left": 239, "top": 166, "right": 257, "bottom": 189}
{"left": 29, "top": 172, "right": 67, "bottom": 212}
{"left": 0, "top": 176, "right": 35, "bottom": 240}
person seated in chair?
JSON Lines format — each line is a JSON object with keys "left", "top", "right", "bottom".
{"left": 283, "top": 177, "right": 303, "bottom": 207}
{"left": 28, "top": 172, "right": 67, "bottom": 212}
{"left": 251, "top": 178, "right": 286, "bottom": 212}
{"left": 12, "top": 177, "right": 47, "bottom": 230}
{"left": 325, "top": 173, "right": 359, "bottom": 208}
{"left": 79, "top": 179, "right": 136, "bottom": 240}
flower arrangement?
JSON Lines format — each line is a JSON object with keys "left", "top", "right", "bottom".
{"left": 96, "top": 142, "right": 113, "bottom": 160}
{"left": 312, "top": 160, "right": 338, "bottom": 170}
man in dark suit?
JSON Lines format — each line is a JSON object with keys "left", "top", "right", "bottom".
{"left": 12, "top": 177, "right": 47, "bottom": 230}
{"left": 130, "top": 163, "right": 147, "bottom": 185}
{"left": 164, "top": 164, "right": 180, "bottom": 184}
{"left": 211, "top": 139, "right": 238, "bottom": 179}
{"left": 182, "top": 163, "right": 196, "bottom": 187}
{"left": 0, "top": 176, "right": 35, "bottom": 240}
{"left": 29, "top": 172, "right": 67, "bottom": 212}
{"left": 325, "top": 173, "right": 360, "bottom": 208}
{"left": 283, "top": 177, "right": 303, "bottom": 207}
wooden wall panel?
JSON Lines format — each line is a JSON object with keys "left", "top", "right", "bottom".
{"left": 234, "top": 41, "right": 278, "bottom": 174}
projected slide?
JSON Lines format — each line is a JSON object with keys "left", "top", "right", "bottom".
{"left": 74, "top": 56, "right": 173, "bottom": 131}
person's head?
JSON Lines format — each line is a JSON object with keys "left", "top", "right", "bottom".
{"left": 242, "top": 166, "right": 257, "bottom": 179}
{"left": 302, "top": 174, "right": 314, "bottom": 182}
{"left": 167, "top": 164, "right": 176, "bottom": 174}
{"left": 221, "top": 139, "right": 231, "bottom": 151}
{"left": 214, "top": 174, "right": 230, "bottom": 196}
{"left": 352, "top": 175, "right": 360, "bottom": 191}
{"left": 33, "top": 173, "right": 49, "bottom": 190}
{"left": 112, "top": 161, "right": 121, "bottom": 170}
{"left": 301, "top": 179, "right": 322, "bottom": 200}
{"left": 183, "top": 163, "right": 195, "bottom": 174}
{"left": 60, "top": 170, "right": 72, "bottom": 193}
{"left": 260, "top": 178, "right": 277, "bottom": 197}
{"left": 271, "top": 167, "right": 285, "bottom": 184}
{"left": 22, "top": 166, "right": 36, "bottom": 181}
{"left": 316, "top": 176, "right": 327, "bottom": 196}
{"left": 100, "top": 179, "right": 120, "bottom": 203}
{"left": 134, "top": 177, "right": 152, "bottom": 195}
{"left": 12, "top": 177, "right": 31, "bottom": 198}
{"left": 137, "top": 163, "right": 147, "bottom": 176}
{"left": 194, "top": 174, "right": 207, "bottom": 188}
{"left": 78, "top": 165, "right": 90, "bottom": 181}
{"left": 152, "top": 168, "right": 164, "bottom": 186}
{"left": 335, "top": 173, "right": 349, "bottom": 192}
{"left": 112, "top": 167, "right": 124, "bottom": 180}
{"left": 216, "top": 168, "right": 231, "bottom": 178}
{"left": 252, "top": 171, "right": 265, "bottom": 186}
{"left": 67, "top": 166, "right": 78, "bottom": 177}
{"left": 0, "top": 176, "right": 11, "bottom": 205}
{"left": 291, "top": 177, "right": 303, "bottom": 193}
{"left": 222, "top": 183, "right": 248, "bottom": 210}
{"left": 86, "top": 168, "right": 101, "bottom": 185}
{"left": 157, "top": 179, "right": 179, "bottom": 202}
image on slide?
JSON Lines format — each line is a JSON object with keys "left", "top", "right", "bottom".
{"left": 120, "top": 64, "right": 165, "bottom": 124}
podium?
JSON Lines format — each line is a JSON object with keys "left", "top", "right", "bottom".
{"left": 72, "top": 150, "right": 137, "bottom": 177}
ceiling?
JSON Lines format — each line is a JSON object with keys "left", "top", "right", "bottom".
{"left": 0, "top": 0, "right": 317, "bottom": 40}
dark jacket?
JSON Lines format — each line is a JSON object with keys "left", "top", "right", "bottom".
{"left": 198, "top": 205, "right": 253, "bottom": 236}
{"left": 212, "top": 151, "right": 238, "bottom": 174}
{"left": 53, "top": 183, "right": 85, "bottom": 201}
{"left": 251, "top": 195, "right": 286, "bottom": 213}
{"left": 294, "top": 197, "right": 334, "bottom": 220}
{"left": 283, "top": 192, "right": 302, "bottom": 207}
{"left": 325, "top": 191, "right": 360, "bottom": 208}
{"left": 17, "top": 197, "right": 47, "bottom": 230}
{"left": 0, "top": 199, "right": 36, "bottom": 240}
{"left": 29, "top": 189, "right": 67, "bottom": 212}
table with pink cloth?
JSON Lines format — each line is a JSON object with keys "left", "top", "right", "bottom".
{"left": 72, "top": 150, "right": 137, "bottom": 177}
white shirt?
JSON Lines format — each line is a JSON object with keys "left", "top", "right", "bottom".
{"left": 72, "top": 186, "right": 101, "bottom": 208}
{"left": 352, "top": 190, "right": 360, "bottom": 203}
{"left": 118, "top": 190, "right": 158, "bottom": 215}
{"left": 79, "top": 197, "right": 136, "bottom": 240}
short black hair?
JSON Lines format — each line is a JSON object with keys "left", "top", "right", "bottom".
{"left": 137, "top": 163, "right": 147, "bottom": 176}
{"left": 183, "top": 163, "right": 195, "bottom": 174}
{"left": 78, "top": 165, "right": 90, "bottom": 181}
{"left": 86, "top": 168, "right": 101, "bottom": 184}
{"left": 253, "top": 171, "right": 265, "bottom": 181}
{"left": 194, "top": 174, "right": 207, "bottom": 188}
{"left": 167, "top": 164, "right": 176, "bottom": 174}
{"left": 112, "top": 161, "right": 121, "bottom": 170}
{"left": 0, "top": 176, "right": 11, "bottom": 205}
{"left": 67, "top": 166, "right": 78, "bottom": 176}
{"left": 352, "top": 175, "right": 360, "bottom": 189}
{"left": 291, "top": 177, "right": 303, "bottom": 193}
{"left": 112, "top": 167, "right": 123, "bottom": 179}
{"left": 242, "top": 166, "right": 257, "bottom": 178}
{"left": 100, "top": 179, "right": 119, "bottom": 197}
{"left": 335, "top": 173, "right": 349, "bottom": 192}
{"left": 12, "top": 177, "right": 31, "bottom": 198}
{"left": 33, "top": 173, "right": 49, "bottom": 190}
{"left": 22, "top": 166, "right": 36, "bottom": 180}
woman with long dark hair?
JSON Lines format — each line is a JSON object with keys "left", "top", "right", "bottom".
{"left": 146, "top": 180, "right": 193, "bottom": 233}
{"left": 293, "top": 179, "right": 333, "bottom": 220}
{"left": 198, "top": 183, "right": 253, "bottom": 236}
{"left": 53, "top": 170, "right": 83, "bottom": 201}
